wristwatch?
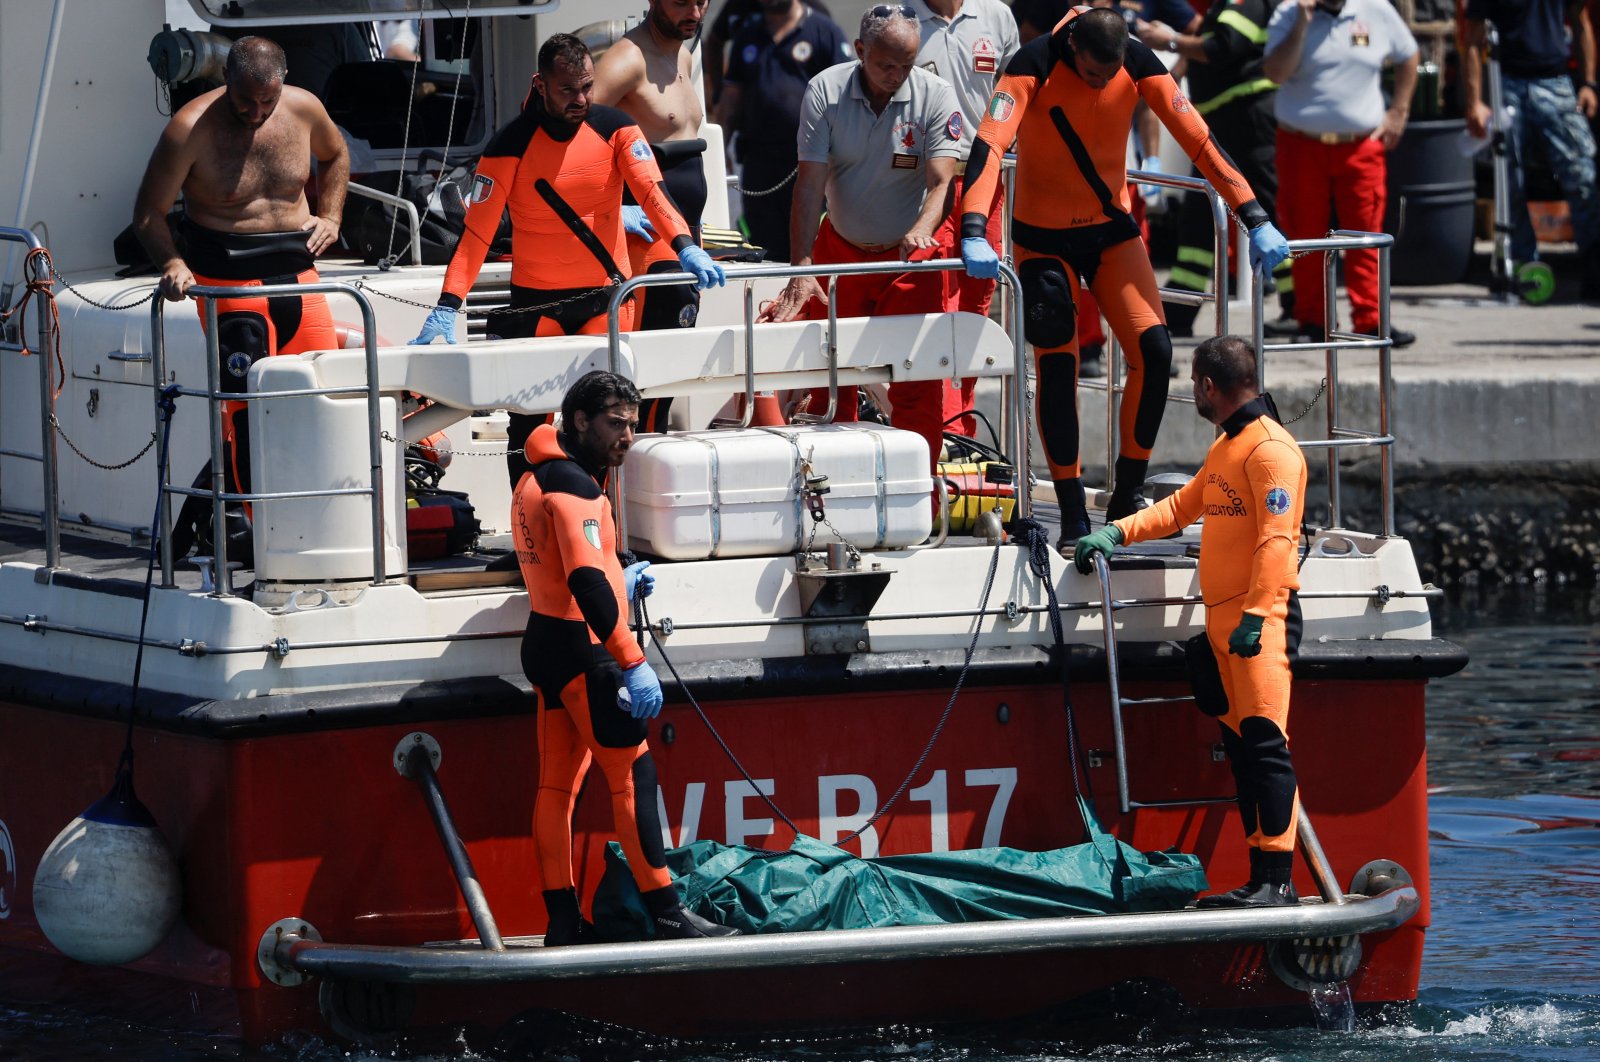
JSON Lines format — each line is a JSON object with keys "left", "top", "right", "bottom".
{"left": 1166, "top": 38, "right": 1179, "bottom": 53}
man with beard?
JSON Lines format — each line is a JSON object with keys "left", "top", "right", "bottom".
{"left": 1076, "top": 335, "right": 1308, "bottom": 909}
{"left": 596, "top": 0, "right": 715, "bottom": 431}
{"left": 514, "top": 370, "right": 741, "bottom": 943}
{"left": 409, "top": 34, "right": 725, "bottom": 487}
{"left": 132, "top": 35, "right": 350, "bottom": 567}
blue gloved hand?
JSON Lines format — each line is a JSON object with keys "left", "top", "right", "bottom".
{"left": 961, "top": 236, "right": 999, "bottom": 279}
{"left": 1072, "top": 523, "right": 1124, "bottom": 574}
{"left": 1137, "top": 156, "right": 1164, "bottom": 204}
{"left": 409, "top": 305, "right": 459, "bottom": 345}
{"left": 618, "top": 660, "right": 663, "bottom": 719}
{"left": 1228, "top": 613, "right": 1265, "bottom": 658}
{"left": 622, "top": 204, "right": 656, "bottom": 242}
{"left": 623, "top": 560, "right": 654, "bottom": 602}
{"left": 1247, "top": 222, "right": 1290, "bottom": 275}
{"left": 677, "top": 245, "right": 726, "bottom": 290}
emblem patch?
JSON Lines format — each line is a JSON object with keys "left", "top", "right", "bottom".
{"left": 947, "top": 111, "right": 963, "bottom": 140}
{"left": 630, "top": 140, "right": 653, "bottom": 162}
{"left": 987, "top": 91, "right": 1015, "bottom": 122}
{"left": 1265, "top": 487, "right": 1292, "bottom": 515}
{"left": 678, "top": 303, "right": 699, "bottom": 327}
{"left": 792, "top": 40, "right": 813, "bottom": 63}
{"left": 583, "top": 518, "right": 602, "bottom": 550}
{"left": 227, "top": 351, "right": 253, "bottom": 378}
{"left": 742, "top": 44, "right": 758, "bottom": 63}
{"left": 469, "top": 174, "right": 495, "bottom": 204}
{"left": 973, "top": 35, "right": 997, "bottom": 74}
{"left": 1171, "top": 89, "right": 1190, "bottom": 114}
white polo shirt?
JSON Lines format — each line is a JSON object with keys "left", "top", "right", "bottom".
{"left": 797, "top": 62, "right": 963, "bottom": 248}
{"left": 907, "top": 0, "right": 1020, "bottom": 162}
{"left": 1266, "top": 0, "right": 1417, "bottom": 136}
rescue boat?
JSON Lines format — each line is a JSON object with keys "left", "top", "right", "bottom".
{"left": 0, "top": 0, "right": 1461, "bottom": 1049}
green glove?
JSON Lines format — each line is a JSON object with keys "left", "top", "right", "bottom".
{"left": 1228, "top": 613, "right": 1265, "bottom": 658}
{"left": 1072, "top": 524, "right": 1123, "bottom": 574}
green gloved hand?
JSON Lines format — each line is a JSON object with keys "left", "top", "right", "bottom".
{"left": 1228, "top": 613, "right": 1265, "bottom": 658}
{"left": 1072, "top": 524, "right": 1123, "bottom": 574}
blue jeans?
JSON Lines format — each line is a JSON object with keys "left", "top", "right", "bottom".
{"left": 1502, "top": 75, "right": 1599, "bottom": 261}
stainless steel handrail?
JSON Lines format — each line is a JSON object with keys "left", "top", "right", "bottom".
{"left": 604, "top": 257, "right": 1027, "bottom": 549}
{"left": 345, "top": 181, "right": 424, "bottom": 266}
{"left": 0, "top": 226, "right": 60, "bottom": 571}
{"left": 150, "top": 282, "right": 387, "bottom": 595}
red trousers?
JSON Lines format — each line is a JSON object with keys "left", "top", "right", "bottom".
{"left": 1276, "top": 131, "right": 1387, "bottom": 333}
{"left": 804, "top": 217, "right": 952, "bottom": 470}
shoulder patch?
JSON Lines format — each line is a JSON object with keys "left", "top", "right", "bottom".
{"left": 987, "top": 92, "right": 1015, "bottom": 121}
{"left": 469, "top": 174, "right": 495, "bottom": 204}
{"left": 630, "top": 139, "right": 653, "bottom": 161}
{"left": 947, "top": 111, "right": 963, "bottom": 139}
{"left": 1265, "top": 487, "right": 1292, "bottom": 515}
{"left": 582, "top": 518, "right": 602, "bottom": 550}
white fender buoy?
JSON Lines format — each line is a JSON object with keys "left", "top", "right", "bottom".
{"left": 33, "top": 767, "right": 180, "bottom": 965}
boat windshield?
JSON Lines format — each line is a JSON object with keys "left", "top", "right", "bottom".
{"left": 188, "top": 0, "right": 558, "bottom": 27}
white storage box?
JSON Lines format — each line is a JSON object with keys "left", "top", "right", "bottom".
{"left": 623, "top": 424, "right": 932, "bottom": 560}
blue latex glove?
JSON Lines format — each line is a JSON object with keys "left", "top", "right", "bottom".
{"left": 677, "top": 245, "right": 726, "bottom": 290}
{"left": 623, "top": 560, "right": 654, "bottom": 602}
{"left": 1247, "top": 222, "right": 1290, "bottom": 275}
{"left": 961, "top": 236, "right": 999, "bottom": 279}
{"left": 622, "top": 205, "right": 655, "bottom": 242}
{"left": 1137, "top": 156, "right": 1164, "bottom": 203}
{"left": 1228, "top": 613, "right": 1264, "bottom": 658}
{"left": 618, "top": 660, "right": 663, "bottom": 719}
{"left": 1072, "top": 524, "right": 1124, "bottom": 574}
{"left": 409, "top": 305, "right": 459, "bottom": 345}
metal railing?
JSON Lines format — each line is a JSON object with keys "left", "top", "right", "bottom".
{"left": 0, "top": 226, "right": 61, "bottom": 571}
{"left": 345, "top": 181, "right": 424, "bottom": 266}
{"left": 150, "top": 282, "right": 388, "bottom": 595}
{"left": 604, "top": 257, "right": 1028, "bottom": 550}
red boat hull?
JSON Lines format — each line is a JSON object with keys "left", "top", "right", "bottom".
{"left": 0, "top": 668, "right": 1431, "bottom": 1044}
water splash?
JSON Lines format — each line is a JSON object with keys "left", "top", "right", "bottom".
{"left": 1307, "top": 981, "right": 1355, "bottom": 1033}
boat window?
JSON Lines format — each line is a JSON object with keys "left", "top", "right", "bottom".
{"left": 187, "top": 1, "right": 558, "bottom": 26}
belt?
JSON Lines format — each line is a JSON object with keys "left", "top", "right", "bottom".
{"left": 1282, "top": 123, "right": 1372, "bottom": 145}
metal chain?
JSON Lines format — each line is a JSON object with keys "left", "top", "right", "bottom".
{"left": 382, "top": 428, "right": 512, "bottom": 457}
{"left": 353, "top": 278, "right": 623, "bottom": 319}
{"left": 1281, "top": 376, "right": 1328, "bottom": 425}
{"left": 736, "top": 165, "right": 798, "bottom": 198}
{"left": 49, "top": 413, "right": 157, "bottom": 470}
{"left": 48, "top": 264, "right": 157, "bottom": 311}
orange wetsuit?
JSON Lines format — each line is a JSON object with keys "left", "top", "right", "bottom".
{"left": 1114, "top": 396, "right": 1307, "bottom": 865}
{"left": 441, "top": 101, "right": 693, "bottom": 483}
{"left": 513, "top": 422, "right": 672, "bottom": 898}
{"left": 169, "top": 218, "right": 337, "bottom": 562}
{"left": 961, "top": 10, "right": 1271, "bottom": 487}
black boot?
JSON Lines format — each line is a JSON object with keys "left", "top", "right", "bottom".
{"left": 541, "top": 888, "right": 596, "bottom": 947}
{"left": 641, "top": 884, "right": 740, "bottom": 940}
{"left": 1104, "top": 457, "right": 1149, "bottom": 522}
{"left": 1196, "top": 850, "right": 1298, "bottom": 909}
{"left": 1053, "top": 477, "right": 1090, "bottom": 557}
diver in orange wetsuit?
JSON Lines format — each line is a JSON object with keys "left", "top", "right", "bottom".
{"left": 959, "top": 7, "right": 1288, "bottom": 552}
{"left": 1076, "top": 335, "right": 1307, "bottom": 908}
{"left": 409, "top": 34, "right": 725, "bottom": 486}
{"left": 514, "top": 370, "right": 740, "bottom": 943}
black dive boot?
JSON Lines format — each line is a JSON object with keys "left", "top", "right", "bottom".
{"left": 1104, "top": 457, "right": 1149, "bottom": 522}
{"left": 642, "top": 884, "right": 740, "bottom": 940}
{"left": 1196, "top": 850, "right": 1299, "bottom": 909}
{"left": 1053, "top": 477, "right": 1090, "bottom": 558}
{"left": 541, "top": 888, "right": 597, "bottom": 947}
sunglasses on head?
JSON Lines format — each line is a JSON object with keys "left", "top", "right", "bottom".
{"left": 867, "top": 4, "right": 917, "bottom": 19}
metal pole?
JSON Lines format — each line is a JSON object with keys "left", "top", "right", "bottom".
{"left": 1378, "top": 243, "right": 1394, "bottom": 537}
{"left": 202, "top": 297, "right": 231, "bottom": 596}
{"left": 1322, "top": 251, "right": 1341, "bottom": 528}
{"left": 1000, "top": 155, "right": 1018, "bottom": 458}
{"left": 150, "top": 298, "right": 176, "bottom": 588}
{"left": 1252, "top": 265, "right": 1266, "bottom": 392}
{"left": 402, "top": 743, "right": 505, "bottom": 951}
{"left": 358, "top": 288, "right": 387, "bottom": 585}
{"left": 1, "top": 0, "right": 65, "bottom": 305}
{"left": 1297, "top": 811, "right": 1346, "bottom": 905}
{"left": 1095, "top": 555, "right": 1132, "bottom": 815}
{"left": 30, "top": 249, "right": 61, "bottom": 570}
{"left": 1209, "top": 188, "right": 1230, "bottom": 337}
{"left": 997, "top": 261, "right": 1030, "bottom": 519}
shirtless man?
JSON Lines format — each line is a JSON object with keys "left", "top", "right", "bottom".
{"left": 594, "top": 0, "right": 712, "bottom": 430}
{"left": 132, "top": 36, "right": 350, "bottom": 567}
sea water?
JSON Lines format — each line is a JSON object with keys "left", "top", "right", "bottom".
{"left": 2, "top": 587, "right": 1596, "bottom": 1060}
